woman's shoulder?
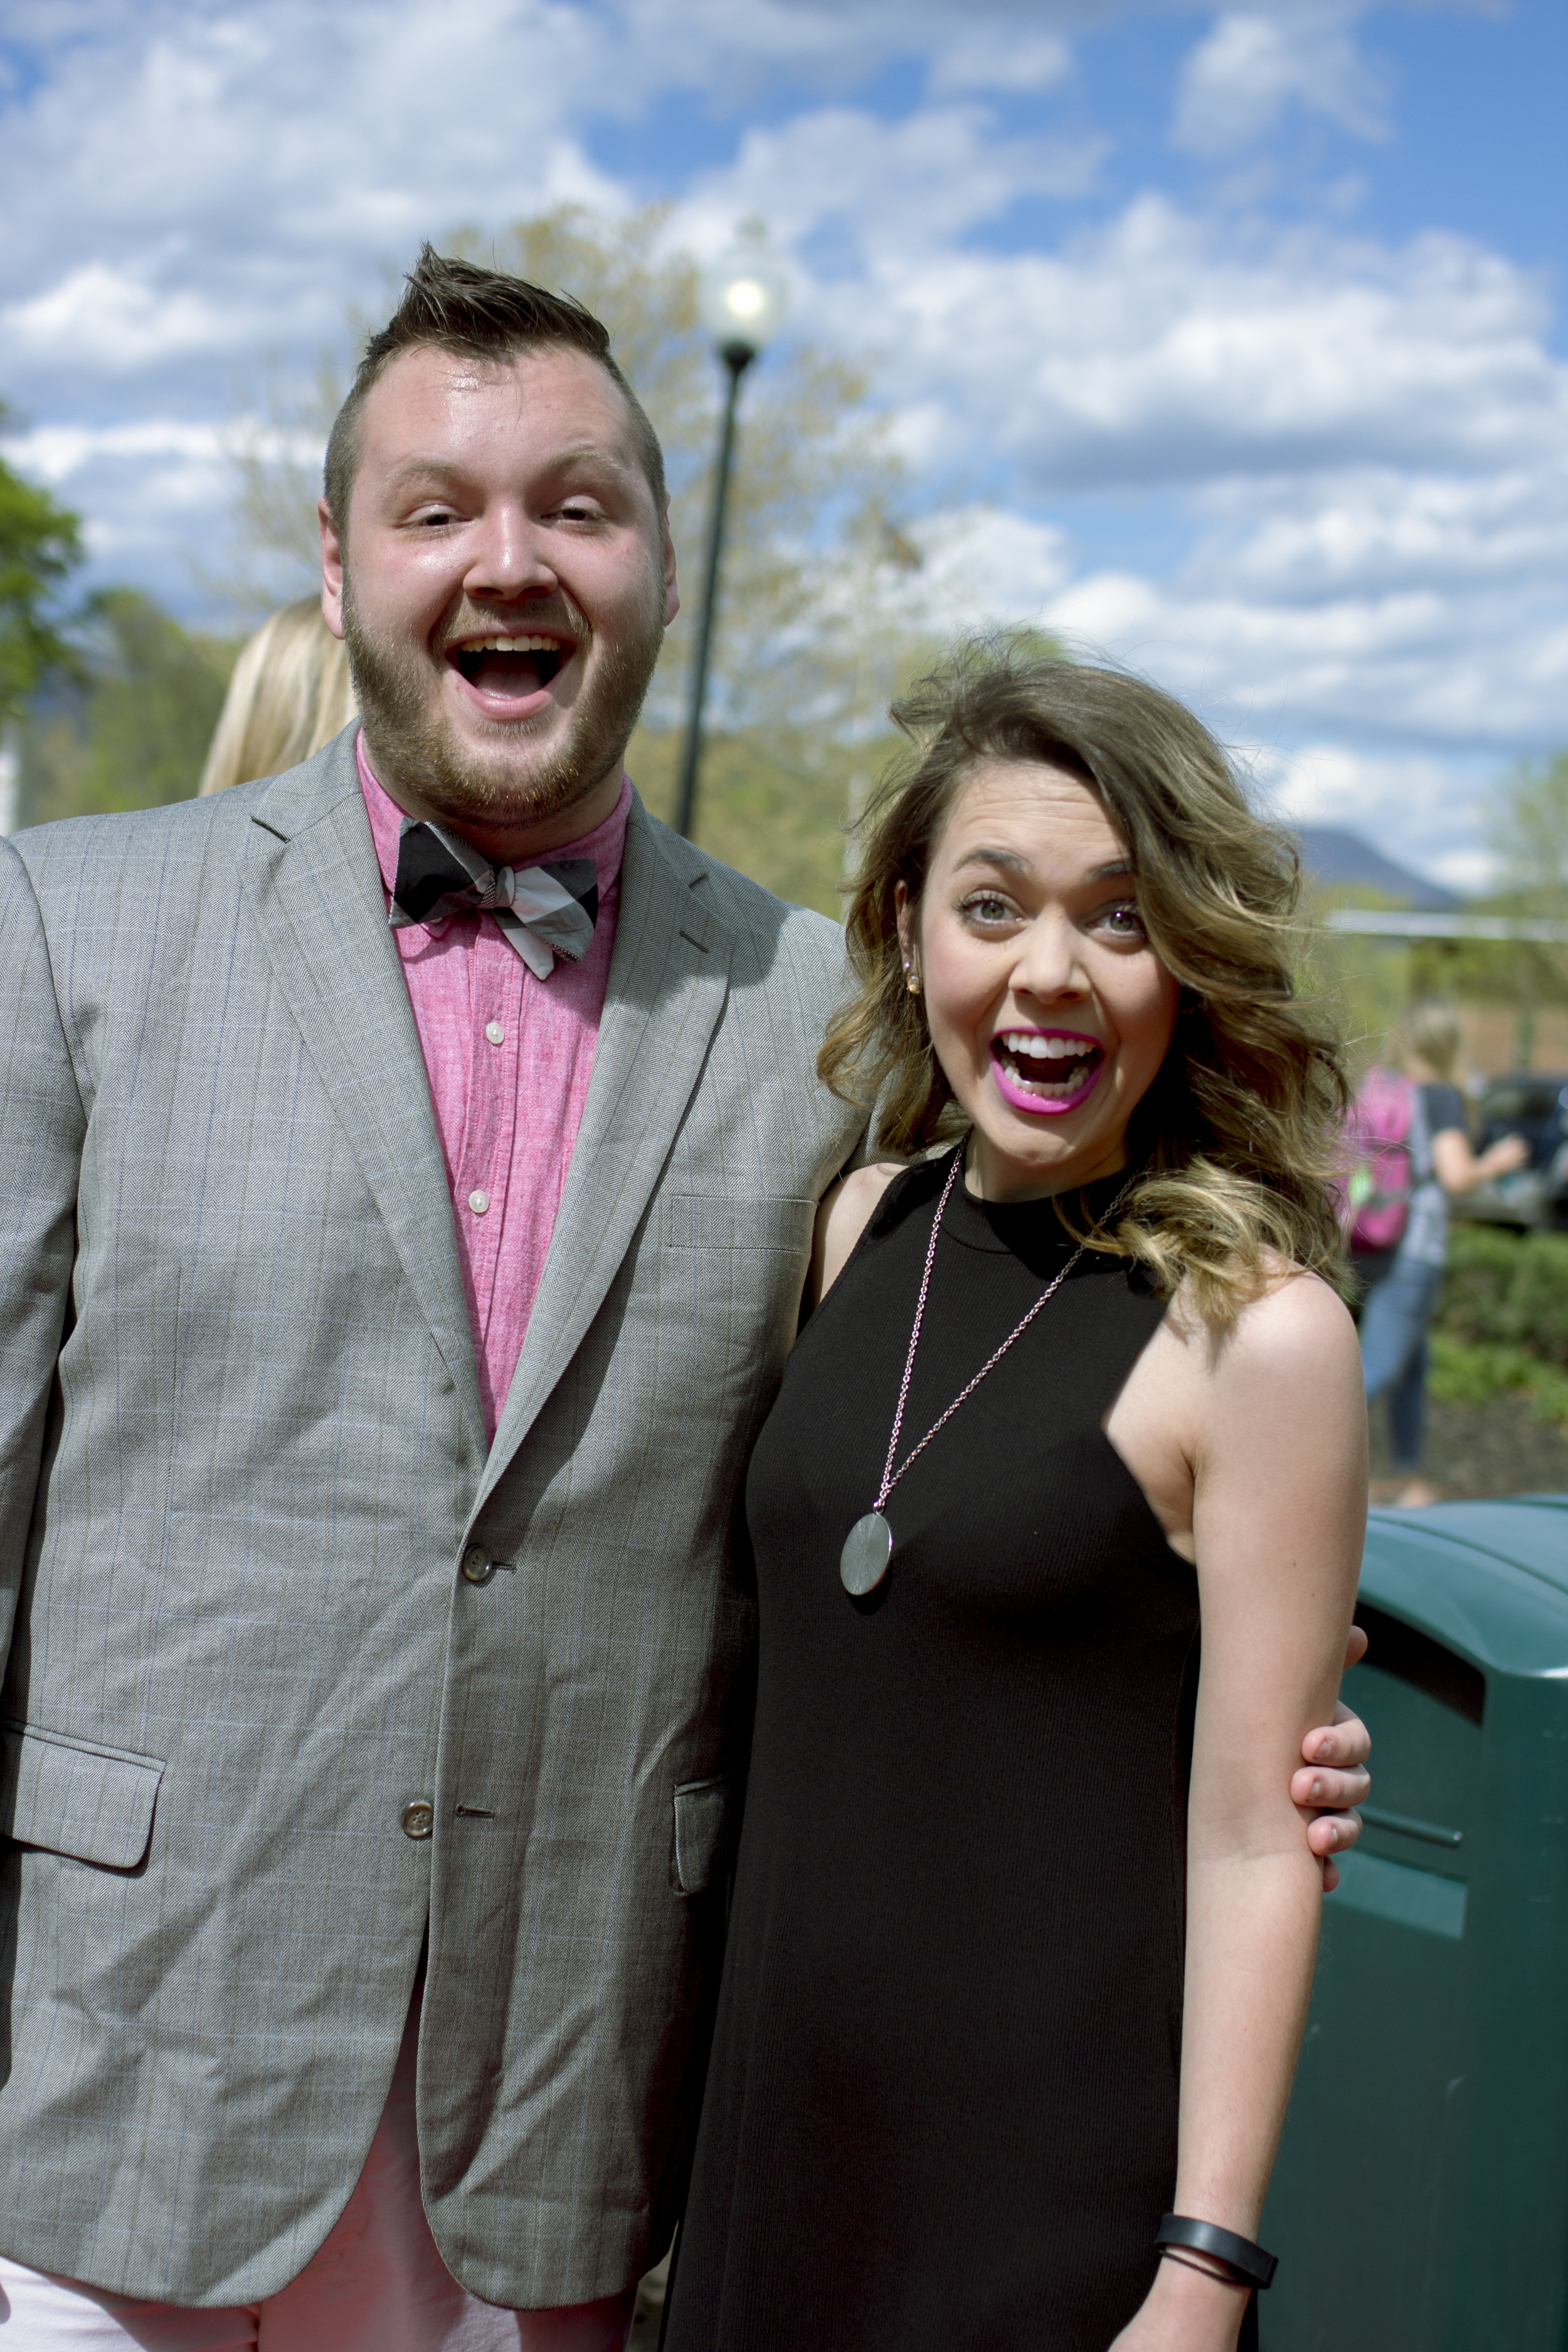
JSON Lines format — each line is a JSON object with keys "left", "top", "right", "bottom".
{"left": 1173, "top": 1259, "right": 1361, "bottom": 1399}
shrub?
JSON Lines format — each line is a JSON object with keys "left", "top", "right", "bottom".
{"left": 1428, "top": 1332, "right": 1568, "bottom": 1428}
{"left": 1439, "top": 1225, "right": 1568, "bottom": 1367}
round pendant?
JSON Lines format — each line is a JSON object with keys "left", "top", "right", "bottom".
{"left": 840, "top": 1510, "right": 893, "bottom": 1597}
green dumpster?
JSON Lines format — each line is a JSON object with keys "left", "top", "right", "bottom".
{"left": 1262, "top": 1495, "right": 1568, "bottom": 2352}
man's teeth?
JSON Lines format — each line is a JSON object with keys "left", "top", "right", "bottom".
{"left": 465, "top": 635, "right": 566, "bottom": 654}
{"left": 1000, "top": 1032, "right": 1099, "bottom": 1062}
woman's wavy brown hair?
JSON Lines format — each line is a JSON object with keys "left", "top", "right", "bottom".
{"left": 819, "top": 636, "right": 1350, "bottom": 1322}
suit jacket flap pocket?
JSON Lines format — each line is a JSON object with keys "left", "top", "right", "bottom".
{"left": 1, "top": 1721, "right": 165, "bottom": 1870}
{"left": 672, "top": 1774, "right": 734, "bottom": 1896}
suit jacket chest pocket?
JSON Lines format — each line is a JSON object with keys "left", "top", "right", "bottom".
{"left": 655, "top": 1192, "right": 817, "bottom": 1389}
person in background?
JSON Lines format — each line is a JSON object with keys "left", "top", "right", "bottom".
{"left": 198, "top": 596, "right": 358, "bottom": 794}
{"left": 1355, "top": 999, "right": 1527, "bottom": 1507}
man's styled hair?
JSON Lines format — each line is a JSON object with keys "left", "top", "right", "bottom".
{"left": 322, "top": 245, "right": 667, "bottom": 534}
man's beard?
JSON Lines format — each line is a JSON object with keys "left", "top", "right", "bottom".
{"left": 341, "top": 570, "right": 665, "bottom": 837}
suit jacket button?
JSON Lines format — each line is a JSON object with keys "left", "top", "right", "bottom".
{"left": 401, "top": 1800, "right": 435, "bottom": 1840}
{"left": 460, "top": 1545, "right": 492, "bottom": 1585}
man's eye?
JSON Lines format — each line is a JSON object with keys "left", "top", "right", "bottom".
{"left": 558, "top": 502, "right": 601, "bottom": 523}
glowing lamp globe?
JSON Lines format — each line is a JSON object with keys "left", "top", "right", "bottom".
{"left": 699, "top": 243, "right": 788, "bottom": 361}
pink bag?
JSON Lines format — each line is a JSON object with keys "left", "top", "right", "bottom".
{"left": 1338, "top": 1067, "right": 1416, "bottom": 1249}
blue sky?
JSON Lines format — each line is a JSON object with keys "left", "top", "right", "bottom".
{"left": 2, "top": 0, "right": 1564, "bottom": 888}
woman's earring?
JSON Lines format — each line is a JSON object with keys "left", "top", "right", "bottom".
{"left": 906, "top": 967, "right": 921, "bottom": 995}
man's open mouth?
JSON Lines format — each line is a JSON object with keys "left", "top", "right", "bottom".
{"left": 992, "top": 1029, "right": 1105, "bottom": 1101}
{"left": 448, "top": 633, "right": 571, "bottom": 693}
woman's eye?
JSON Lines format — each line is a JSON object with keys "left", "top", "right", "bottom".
{"left": 1101, "top": 902, "right": 1148, "bottom": 938}
{"left": 963, "top": 893, "right": 1014, "bottom": 924}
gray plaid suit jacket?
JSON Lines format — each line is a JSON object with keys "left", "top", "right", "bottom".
{"left": 0, "top": 728, "right": 864, "bottom": 2307}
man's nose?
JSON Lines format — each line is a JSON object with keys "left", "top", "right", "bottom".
{"left": 464, "top": 508, "right": 556, "bottom": 600}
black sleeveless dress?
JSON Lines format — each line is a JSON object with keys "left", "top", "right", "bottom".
{"left": 664, "top": 1153, "right": 1233, "bottom": 2352}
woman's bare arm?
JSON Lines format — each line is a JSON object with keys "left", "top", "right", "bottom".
{"left": 1111, "top": 1273, "right": 1365, "bottom": 2349}
{"left": 1431, "top": 1124, "right": 1528, "bottom": 1195}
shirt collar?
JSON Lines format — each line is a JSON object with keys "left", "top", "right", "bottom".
{"left": 356, "top": 726, "right": 633, "bottom": 919}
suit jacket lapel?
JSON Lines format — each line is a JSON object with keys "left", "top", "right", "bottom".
{"left": 477, "top": 798, "right": 731, "bottom": 1508}
{"left": 241, "top": 734, "right": 487, "bottom": 1454}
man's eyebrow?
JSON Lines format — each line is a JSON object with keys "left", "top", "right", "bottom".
{"left": 385, "top": 457, "right": 471, "bottom": 492}
{"left": 383, "top": 444, "right": 635, "bottom": 492}
{"left": 546, "top": 442, "right": 635, "bottom": 477}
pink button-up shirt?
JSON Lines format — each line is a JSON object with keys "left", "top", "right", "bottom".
{"left": 358, "top": 733, "right": 630, "bottom": 1439}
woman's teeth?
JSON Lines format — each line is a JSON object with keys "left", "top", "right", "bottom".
{"left": 995, "top": 1032, "right": 1103, "bottom": 1095}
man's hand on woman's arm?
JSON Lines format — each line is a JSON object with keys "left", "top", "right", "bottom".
{"left": 1294, "top": 1624, "right": 1371, "bottom": 1892}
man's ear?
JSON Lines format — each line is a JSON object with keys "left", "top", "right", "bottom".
{"left": 660, "top": 502, "right": 680, "bottom": 627}
{"left": 319, "top": 499, "right": 346, "bottom": 640}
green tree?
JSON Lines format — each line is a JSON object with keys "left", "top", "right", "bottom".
{"left": 18, "top": 591, "right": 238, "bottom": 827}
{"left": 1490, "top": 750, "right": 1568, "bottom": 918}
{"left": 0, "top": 416, "right": 84, "bottom": 726}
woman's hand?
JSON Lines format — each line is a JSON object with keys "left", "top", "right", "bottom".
{"left": 1431, "top": 1124, "right": 1529, "bottom": 1195}
{"left": 1106, "top": 2256, "right": 1249, "bottom": 2352}
{"left": 1293, "top": 1626, "right": 1371, "bottom": 1892}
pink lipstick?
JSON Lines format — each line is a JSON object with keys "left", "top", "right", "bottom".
{"left": 989, "top": 1028, "right": 1106, "bottom": 1118}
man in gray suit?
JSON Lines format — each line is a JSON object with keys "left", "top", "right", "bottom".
{"left": 0, "top": 252, "right": 1371, "bottom": 2348}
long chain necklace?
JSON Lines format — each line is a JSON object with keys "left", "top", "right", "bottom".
{"left": 839, "top": 1153, "right": 1130, "bottom": 1597}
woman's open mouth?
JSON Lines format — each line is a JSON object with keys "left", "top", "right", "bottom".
{"left": 990, "top": 1029, "right": 1105, "bottom": 1117}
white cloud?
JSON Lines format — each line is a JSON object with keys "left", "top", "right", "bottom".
{"left": 790, "top": 198, "right": 1567, "bottom": 491}
{"left": 1172, "top": 7, "right": 1387, "bottom": 156}
{"left": 1042, "top": 566, "right": 1568, "bottom": 746}
{"left": 1249, "top": 741, "right": 1503, "bottom": 884}
{"left": 1190, "top": 462, "right": 1568, "bottom": 598}
{"left": 2, "top": 265, "right": 252, "bottom": 373}
{"left": 0, "top": 417, "right": 230, "bottom": 481}
{"left": 881, "top": 506, "right": 1076, "bottom": 632}
{"left": 928, "top": 30, "right": 1073, "bottom": 94}
{"left": 674, "top": 103, "right": 1104, "bottom": 267}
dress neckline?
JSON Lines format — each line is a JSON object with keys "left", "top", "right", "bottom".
{"left": 941, "top": 1153, "right": 1135, "bottom": 1266}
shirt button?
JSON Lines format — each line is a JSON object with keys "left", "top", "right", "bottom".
{"left": 468, "top": 1189, "right": 490, "bottom": 1216}
{"left": 460, "top": 1544, "right": 493, "bottom": 1585}
{"left": 401, "top": 1800, "right": 435, "bottom": 1840}
{"left": 484, "top": 1020, "right": 505, "bottom": 1046}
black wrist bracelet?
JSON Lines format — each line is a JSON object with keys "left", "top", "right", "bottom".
{"left": 1159, "top": 2248, "right": 1250, "bottom": 2291}
{"left": 1155, "top": 2213, "right": 1277, "bottom": 2291}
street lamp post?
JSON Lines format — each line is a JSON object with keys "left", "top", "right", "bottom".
{"left": 674, "top": 240, "right": 787, "bottom": 842}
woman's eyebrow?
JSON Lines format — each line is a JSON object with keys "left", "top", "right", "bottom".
{"left": 954, "top": 847, "right": 1032, "bottom": 875}
{"left": 951, "top": 850, "right": 1136, "bottom": 881}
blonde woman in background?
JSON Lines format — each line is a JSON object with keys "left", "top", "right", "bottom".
{"left": 1354, "top": 999, "right": 1527, "bottom": 1508}
{"left": 198, "top": 598, "right": 357, "bottom": 795}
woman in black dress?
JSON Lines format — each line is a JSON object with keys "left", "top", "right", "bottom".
{"left": 664, "top": 649, "right": 1367, "bottom": 2352}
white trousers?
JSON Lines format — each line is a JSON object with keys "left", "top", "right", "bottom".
{"left": 0, "top": 1995, "right": 634, "bottom": 2352}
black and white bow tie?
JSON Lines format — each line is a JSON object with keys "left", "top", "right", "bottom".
{"left": 389, "top": 818, "right": 599, "bottom": 980}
